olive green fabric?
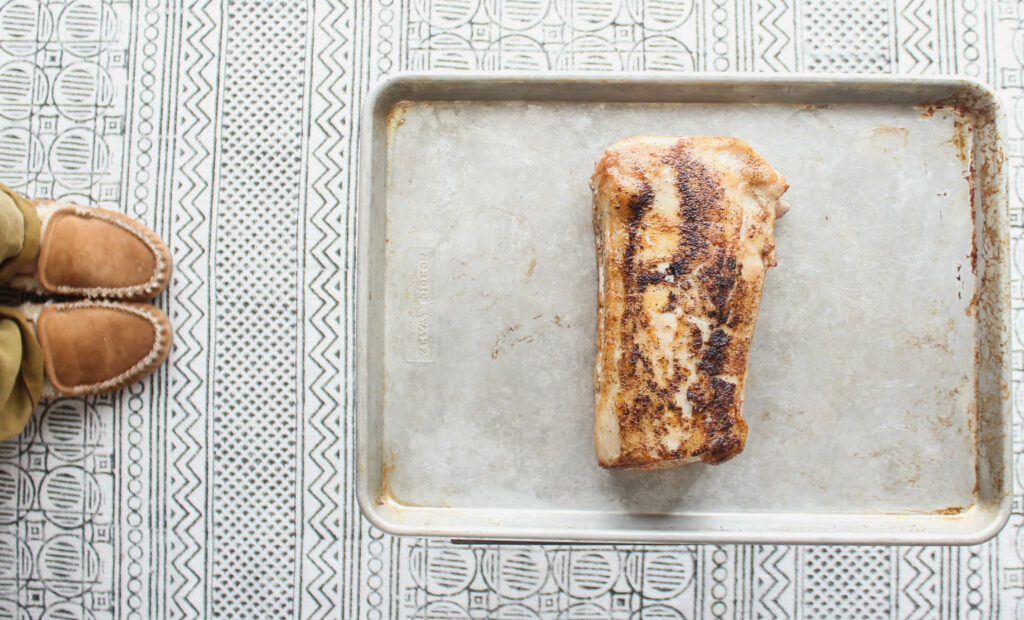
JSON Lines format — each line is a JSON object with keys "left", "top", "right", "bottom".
{"left": 0, "top": 307, "right": 42, "bottom": 442}
{"left": 0, "top": 192, "right": 23, "bottom": 263}
{"left": 0, "top": 182, "right": 40, "bottom": 283}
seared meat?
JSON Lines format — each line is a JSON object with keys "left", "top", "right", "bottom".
{"left": 591, "top": 136, "right": 788, "bottom": 468}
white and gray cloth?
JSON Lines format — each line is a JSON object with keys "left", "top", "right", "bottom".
{"left": 0, "top": 1, "right": 1022, "bottom": 618}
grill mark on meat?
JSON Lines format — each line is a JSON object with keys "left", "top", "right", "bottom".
{"left": 688, "top": 324, "right": 703, "bottom": 354}
{"left": 700, "top": 377, "right": 743, "bottom": 464}
{"left": 637, "top": 272, "right": 665, "bottom": 286}
{"left": 705, "top": 253, "right": 739, "bottom": 325}
{"left": 614, "top": 172, "right": 687, "bottom": 458}
{"left": 621, "top": 175, "right": 654, "bottom": 295}
{"left": 666, "top": 145, "right": 723, "bottom": 268}
{"left": 616, "top": 179, "right": 656, "bottom": 415}
{"left": 664, "top": 147, "right": 750, "bottom": 464}
{"left": 611, "top": 142, "right": 749, "bottom": 465}
{"left": 594, "top": 136, "right": 785, "bottom": 468}
{"left": 697, "top": 328, "right": 731, "bottom": 376}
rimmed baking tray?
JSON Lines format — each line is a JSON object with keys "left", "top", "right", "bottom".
{"left": 356, "top": 73, "right": 1010, "bottom": 544}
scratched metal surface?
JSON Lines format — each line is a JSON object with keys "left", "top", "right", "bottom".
{"left": 357, "top": 75, "right": 1009, "bottom": 544}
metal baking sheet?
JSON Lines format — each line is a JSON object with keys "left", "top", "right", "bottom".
{"left": 356, "top": 74, "right": 1010, "bottom": 544}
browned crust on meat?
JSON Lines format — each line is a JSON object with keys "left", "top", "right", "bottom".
{"left": 593, "top": 136, "right": 784, "bottom": 468}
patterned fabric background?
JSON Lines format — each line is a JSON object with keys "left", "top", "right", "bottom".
{"left": 0, "top": 0, "right": 1020, "bottom": 618}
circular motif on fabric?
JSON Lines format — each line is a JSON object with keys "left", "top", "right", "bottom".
{"left": 482, "top": 35, "right": 549, "bottom": 71}
{"left": 0, "top": 465, "right": 34, "bottom": 525}
{"left": 624, "top": 550, "right": 694, "bottom": 600}
{"left": 0, "top": 61, "right": 47, "bottom": 120}
{"left": 408, "top": 543, "right": 477, "bottom": 596}
{"left": 554, "top": 35, "right": 621, "bottom": 71}
{"left": 40, "top": 466, "right": 102, "bottom": 528}
{"left": 38, "top": 535, "right": 101, "bottom": 597}
{"left": 626, "top": 35, "right": 694, "bottom": 71}
{"left": 41, "top": 602, "right": 96, "bottom": 620}
{"left": 57, "top": 0, "right": 117, "bottom": 58}
{"left": 0, "top": 599, "right": 30, "bottom": 620}
{"left": 0, "top": 1, "right": 53, "bottom": 56}
{"left": 481, "top": 548, "right": 548, "bottom": 599}
{"left": 492, "top": 603, "right": 541, "bottom": 619}
{"left": 410, "top": 600, "right": 472, "bottom": 619}
{"left": 630, "top": 604, "right": 686, "bottom": 619}
{"left": 416, "top": 33, "right": 478, "bottom": 70}
{"left": 483, "top": 0, "right": 549, "bottom": 30}
{"left": 0, "top": 127, "right": 43, "bottom": 185}
{"left": 553, "top": 0, "right": 620, "bottom": 31}
{"left": 550, "top": 549, "right": 619, "bottom": 599}
{"left": 53, "top": 62, "right": 114, "bottom": 121}
{"left": 624, "top": 0, "right": 693, "bottom": 30}
{"left": 0, "top": 534, "right": 32, "bottom": 594}
{"left": 49, "top": 128, "right": 110, "bottom": 188}
{"left": 558, "top": 603, "right": 613, "bottom": 619}
{"left": 40, "top": 400, "right": 102, "bottom": 462}
{"left": 411, "top": 0, "right": 480, "bottom": 29}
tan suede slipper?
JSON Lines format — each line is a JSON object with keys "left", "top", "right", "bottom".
{"left": 10, "top": 200, "right": 172, "bottom": 300}
{"left": 21, "top": 300, "right": 172, "bottom": 397}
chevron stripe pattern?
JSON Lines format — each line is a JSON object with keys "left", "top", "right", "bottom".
{"left": 897, "top": 0, "right": 939, "bottom": 73}
{"left": 163, "top": 0, "right": 218, "bottom": 616}
{"left": 754, "top": 545, "right": 794, "bottom": 619}
{"left": 899, "top": 546, "right": 941, "bottom": 620}
{"left": 754, "top": 0, "right": 796, "bottom": 72}
{"left": 303, "top": 0, "right": 351, "bottom": 617}
{"left": 0, "top": 0, "right": 1022, "bottom": 618}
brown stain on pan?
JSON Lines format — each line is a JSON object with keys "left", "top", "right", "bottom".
{"left": 967, "top": 167, "right": 977, "bottom": 274}
{"left": 966, "top": 290, "right": 979, "bottom": 317}
{"left": 377, "top": 451, "right": 441, "bottom": 509}
{"left": 920, "top": 86, "right": 1009, "bottom": 513}
{"left": 917, "top": 89, "right": 975, "bottom": 119}
{"left": 947, "top": 117, "right": 979, "bottom": 273}
{"left": 378, "top": 454, "right": 395, "bottom": 505}
{"left": 387, "top": 102, "right": 409, "bottom": 130}
{"left": 950, "top": 119, "right": 971, "bottom": 165}
{"left": 868, "top": 125, "right": 909, "bottom": 155}
{"left": 971, "top": 91, "right": 1009, "bottom": 507}
{"left": 922, "top": 104, "right": 980, "bottom": 272}
{"left": 887, "top": 503, "right": 974, "bottom": 517}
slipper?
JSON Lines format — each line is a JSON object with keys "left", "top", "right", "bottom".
{"left": 9, "top": 199, "right": 172, "bottom": 300}
{"left": 20, "top": 300, "right": 172, "bottom": 397}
